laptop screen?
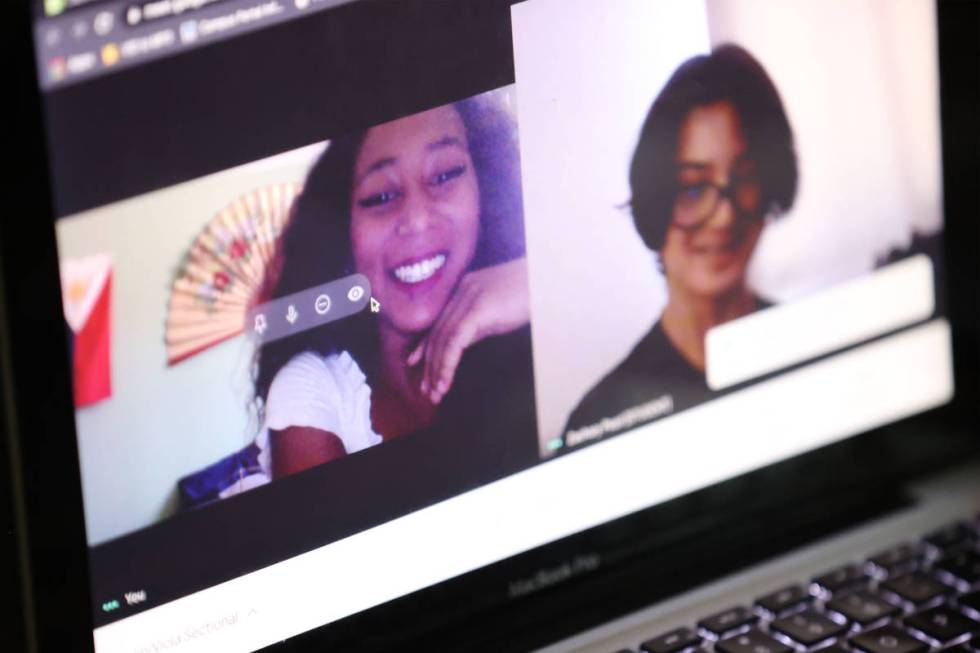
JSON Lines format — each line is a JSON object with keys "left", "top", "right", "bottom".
{"left": 30, "top": 0, "right": 952, "bottom": 650}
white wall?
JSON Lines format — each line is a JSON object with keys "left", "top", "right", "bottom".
{"left": 708, "top": 0, "right": 943, "bottom": 298}
{"left": 513, "top": 0, "right": 943, "bottom": 452}
{"left": 57, "top": 144, "right": 323, "bottom": 545}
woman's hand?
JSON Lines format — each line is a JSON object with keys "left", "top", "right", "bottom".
{"left": 407, "top": 257, "right": 530, "bottom": 404}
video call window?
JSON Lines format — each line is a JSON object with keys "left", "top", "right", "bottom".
{"left": 57, "top": 86, "right": 538, "bottom": 545}
{"left": 513, "top": 0, "right": 943, "bottom": 455}
{"left": 56, "top": 0, "right": 945, "bottom": 545}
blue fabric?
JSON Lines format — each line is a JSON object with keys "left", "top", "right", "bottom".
{"left": 177, "top": 443, "right": 264, "bottom": 510}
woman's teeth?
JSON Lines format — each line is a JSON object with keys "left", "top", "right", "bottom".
{"left": 393, "top": 254, "right": 446, "bottom": 284}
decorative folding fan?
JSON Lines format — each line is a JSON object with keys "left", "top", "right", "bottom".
{"left": 165, "top": 183, "right": 302, "bottom": 365}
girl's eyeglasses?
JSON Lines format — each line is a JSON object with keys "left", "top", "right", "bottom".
{"left": 672, "top": 177, "right": 763, "bottom": 230}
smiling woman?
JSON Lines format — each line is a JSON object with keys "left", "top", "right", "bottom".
{"left": 564, "top": 44, "right": 798, "bottom": 437}
{"left": 251, "top": 89, "right": 532, "bottom": 481}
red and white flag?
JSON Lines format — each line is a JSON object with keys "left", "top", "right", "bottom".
{"left": 61, "top": 254, "right": 113, "bottom": 408}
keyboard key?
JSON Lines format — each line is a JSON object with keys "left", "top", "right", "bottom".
{"left": 881, "top": 572, "right": 949, "bottom": 604}
{"left": 716, "top": 630, "right": 792, "bottom": 653}
{"left": 815, "top": 564, "right": 870, "bottom": 593}
{"left": 827, "top": 590, "right": 901, "bottom": 625}
{"left": 850, "top": 626, "right": 928, "bottom": 653}
{"left": 923, "top": 523, "right": 976, "bottom": 552}
{"left": 934, "top": 551, "right": 980, "bottom": 584}
{"left": 868, "top": 543, "right": 924, "bottom": 574}
{"left": 904, "top": 605, "right": 980, "bottom": 642}
{"left": 640, "top": 626, "right": 701, "bottom": 653}
{"left": 812, "top": 646, "right": 849, "bottom": 653}
{"left": 770, "top": 609, "right": 847, "bottom": 646}
{"left": 756, "top": 585, "right": 811, "bottom": 614}
{"left": 698, "top": 606, "right": 757, "bottom": 635}
{"left": 959, "top": 589, "right": 980, "bottom": 614}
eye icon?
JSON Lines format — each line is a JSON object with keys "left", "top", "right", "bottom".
{"left": 347, "top": 286, "right": 365, "bottom": 302}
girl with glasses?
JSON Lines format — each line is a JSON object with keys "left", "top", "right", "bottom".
{"left": 566, "top": 44, "right": 798, "bottom": 436}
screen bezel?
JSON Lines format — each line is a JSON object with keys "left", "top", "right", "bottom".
{"left": 4, "top": 1, "right": 977, "bottom": 651}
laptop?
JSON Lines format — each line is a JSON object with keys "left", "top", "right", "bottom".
{"left": 4, "top": 0, "right": 977, "bottom": 651}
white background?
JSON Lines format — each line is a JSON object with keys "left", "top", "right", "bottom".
{"left": 514, "top": 0, "right": 943, "bottom": 451}
{"left": 512, "top": 0, "right": 708, "bottom": 452}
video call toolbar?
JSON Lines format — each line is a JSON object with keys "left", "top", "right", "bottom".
{"left": 248, "top": 274, "right": 376, "bottom": 346}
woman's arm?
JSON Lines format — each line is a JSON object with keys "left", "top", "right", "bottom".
{"left": 270, "top": 426, "right": 347, "bottom": 479}
{"left": 407, "top": 256, "right": 530, "bottom": 404}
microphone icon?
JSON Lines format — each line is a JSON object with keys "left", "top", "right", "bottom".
{"left": 285, "top": 304, "right": 299, "bottom": 325}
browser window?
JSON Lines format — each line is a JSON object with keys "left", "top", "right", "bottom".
{"left": 31, "top": 0, "right": 953, "bottom": 651}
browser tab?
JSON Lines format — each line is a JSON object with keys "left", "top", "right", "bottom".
{"left": 32, "top": 0, "right": 356, "bottom": 90}
{"left": 124, "top": 0, "right": 227, "bottom": 26}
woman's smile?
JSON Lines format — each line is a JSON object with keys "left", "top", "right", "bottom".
{"left": 662, "top": 100, "right": 764, "bottom": 298}
{"left": 690, "top": 237, "right": 739, "bottom": 257}
{"left": 390, "top": 251, "right": 448, "bottom": 285}
{"left": 350, "top": 105, "right": 481, "bottom": 336}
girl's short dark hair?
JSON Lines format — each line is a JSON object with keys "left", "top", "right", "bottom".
{"left": 253, "top": 94, "right": 525, "bottom": 407}
{"left": 629, "top": 43, "right": 798, "bottom": 251}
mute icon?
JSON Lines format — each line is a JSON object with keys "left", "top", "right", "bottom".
{"left": 286, "top": 304, "right": 299, "bottom": 324}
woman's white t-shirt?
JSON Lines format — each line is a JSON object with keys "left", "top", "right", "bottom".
{"left": 221, "top": 351, "right": 382, "bottom": 497}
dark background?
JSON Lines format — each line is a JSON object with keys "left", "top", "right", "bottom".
{"left": 44, "top": 0, "right": 520, "bottom": 218}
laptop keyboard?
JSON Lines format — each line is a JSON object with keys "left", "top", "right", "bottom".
{"left": 613, "top": 515, "right": 980, "bottom": 653}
